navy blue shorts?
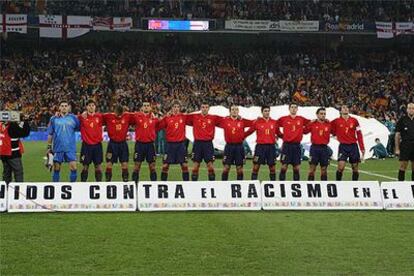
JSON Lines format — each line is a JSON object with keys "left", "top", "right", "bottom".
{"left": 80, "top": 142, "right": 103, "bottom": 165}
{"left": 254, "top": 144, "right": 277, "bottom": 165}
{"left": 309, "top": 144, "right": 330, "bottom": 167}
{"left": 192, "top": 140, "right": 215, "bottom": 163}
{"left": 106, "top": 140, "right": 129, "bottom": 163}
{"left": 223, "top": 143, "right": 245, "bottom": 166}
{"left": 134, "top": 142, "right": 156, "bottom": 163}
{"left": 164, "top": 141, "right": 188, "bottom": 164}
{"left": 338, "top": 143, "right": 360, "bottom": 163}
{"left": 280, "top": 142, "right": 301, "bottom": 165}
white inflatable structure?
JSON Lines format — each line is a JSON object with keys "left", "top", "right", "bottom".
{"left": 185, "top": 105, "right": 390, "bottom": 160}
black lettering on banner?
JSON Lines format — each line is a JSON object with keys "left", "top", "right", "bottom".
{"left": 44, "top": 185, "right": 55, "bottom": 200}
{"left": 264, "top": 184, "right": 274, "bottom": 197}
{"left": 231, "top": 184, "right": 242, "bottom": 198}
{"left": 362, "top": 188, "right": 371, "bottom": 198}
{"left": 327, "top": 184, "right": 338, "bottom": 198}
{"left": 291, "top": 184, "right": 301, "bottom": 198}
{"left": 175, "top": 185, "right": 185, "bottom": 198}
{"left": 107, "top": 185, "right": 117, "bottom": 199}
{"left": 0, "top": 185, "right": 5, "bottom": 199}
{"left": 307, "top": 184, "right": 321, "bottom": 198}
{"left": 90, "top": 185, "right": 100, "bottom": 199}
{"left": 158, "top": 185, "right": 168, "bottom": 198}
{"left": 353, "top": 187, "right": 359, "bottom": 198}
{"left": 248, "top": 184, "right": 258, "bottom": 198}
{"left": 201, "top": 188, "right": 207, "bottom": 198}
{"left": 211, "top": 188, "right": 216, "bottom": 198}
{"left": 280, "top": 184, "right": 286, "bottom": 198}
{"left": 392, "top": 189, "right": 399, "bottom": 199}
{"left": 124, "top": 185, "right": 134, "bottom": 199}
{"left": 27, "top": 186, "right": 37, "bottom": 200}
{"left": 61, "top": 185, "right": 72, "bottom": 199}
{"left": 143, "top": 184, "right": 151, "bottom": 198}
{"left": 382, "top": 189, "right": 389, "bottom": 199}
{"left": 411, "top": 185, "right": 414, "bottom": 198}
{"left": 14, "top": 185, "right": 20, "bottom": 200}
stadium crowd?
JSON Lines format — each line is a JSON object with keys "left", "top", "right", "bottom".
{"left": 2, "top": 0, "right": 413, "bottom": 22}
{"left": 1, "top": 44, "right": 413, "bottom": 133}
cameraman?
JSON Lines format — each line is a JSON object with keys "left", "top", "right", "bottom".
{"left": 0, "top": 116, "right": 30, "bottom": 184}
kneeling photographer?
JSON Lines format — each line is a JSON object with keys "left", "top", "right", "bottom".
{"left": 0, "top": 111, "right": 31, "bottom": 184}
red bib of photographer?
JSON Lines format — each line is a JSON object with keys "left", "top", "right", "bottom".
{"left": 0, "top": 122, "right": 24, "bottom": 156}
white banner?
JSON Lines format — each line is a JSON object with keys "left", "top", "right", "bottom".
{"left": 261, "top": 181, "right": 383, "bottom": 210}
{"left": 224, "top": 20, "right": 279, "bottom": 31}
{"left": 92, "top": 17, "right": 132, "bottom": 31}
{"left": 381, "top": 182, "right": 414, "bottom": 210}
{"left": 0, "top": 14, "right": 27, "bottom": 33}
{"left": 39, "top": 15, "right": 91, "bottom": 38}
{"left": 137, "top": 181, "right": 261, "bottom": 211}
{"left": 376, "top": 22, "right": 413, "bottom": 39}
{"left": 279, "top": 20, "right": 319, "bottom": 32}
{"left": 7, "top": 182, "right": 136, "bottom": 212}
{"left": 0, "top": 182, "right": 7, "bottom": 212}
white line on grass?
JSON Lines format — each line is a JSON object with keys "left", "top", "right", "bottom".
{"left": 330, "top": 164, "right": 397, "bottom": 180}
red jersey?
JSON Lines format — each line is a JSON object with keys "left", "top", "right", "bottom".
{"left": 218, "top": 117, "right": 253, "bottom": 144}
{"left": 103, "top": 113, "right": 131, "bottom": 142}
{"left": 278, "top": 115, "right": 310, "bottom": 143}
{"left": 305, "top": 120, "right": 332, "bottom": 145}
{"left": 79, "top": 113, "right": 103, "bottom": 145}
{"left": 331, "top": 116, "right": 365, "bottom": 151}
{"left": 130, "top": 112, "right": 159, "bottom": 143}
{"left": 159, "top": 113, "right": 187, "bottom": 142}
{"left": 186, "top": 113, "right": 221, "bottom": 141}
{"left": 245, "top": 117, "right": 280, "bottom": 144}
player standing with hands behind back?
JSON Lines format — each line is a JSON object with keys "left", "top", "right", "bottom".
{"left": 395, "top": 102, "right": 414, "bottom": 181}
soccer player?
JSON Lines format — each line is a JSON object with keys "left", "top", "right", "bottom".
{"left": 331, "top": 105, "right": 365, "bottom": 181}
{"left": 217, "top": 105, "right": 252, "bottom": 181}
{"left": 78, "top": 99, "right": 104, "bottom": 182}
{"left": 244, "top": 105, "right": 280, "bottom": 180}
{"left": 103, "top": 105, "right": 131, "bottom": 182}
{"left": 277, "top": 103, "right": 310, "bottom": 181}
{"left": 130, "top": 101, "right": 159, "bottom": 183}
{"left": 304, "top": 107, "right": 332, "bottom": 181}
{"left": 395, "top": 102, "right": 414, "bottom": 181}
{"left": 186, "top": 103, "right": 222, "bottom": 181}
{"left": 47, "top": 100, "right": 80, "bottom": 182}
{"left": 158, "top": 100, "right": 189, "bottom": 181}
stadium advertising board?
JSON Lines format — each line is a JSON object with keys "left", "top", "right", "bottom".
{"left": 325, "top": 21, "right": 365, "bottom": 32}
{"left": 279, "top": 20, "right": 319, "bottom": 31}
{"left": 381, "top": 182, "right": 414, "bottom": 210}
{"left": 137, "top": 181, "right": 261, "bottom": 211}
{"left": 0, "top": 182, "right": 7, "bottom": 212}
{"left": 224, "top": 20, "right": 279, "bottom": 31}
{"left": 148, "top": 20, "right": 209, "bottom": 31}
{"left": 7, "top": 182, "right": 137, "bottom": 212}
{"left": 261, "top": 181, "right": 383, "bottom": 210}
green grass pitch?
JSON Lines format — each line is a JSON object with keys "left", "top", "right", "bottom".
{"left": 1, "top": 142, "right": 413, "bottom": 275}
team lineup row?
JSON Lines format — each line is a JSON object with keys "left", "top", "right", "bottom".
{"left": 2, "top": 100, "right": 414, "bottom": 183}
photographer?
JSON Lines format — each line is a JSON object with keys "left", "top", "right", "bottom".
{"left": 0, "top": 114, "right": 31, "bottom": 184}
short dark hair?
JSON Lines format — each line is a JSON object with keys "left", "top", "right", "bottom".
{"left": 261, "top": 105, "right": 270, "bottom": 112}
{"left": 289, "top": 103, "right": 298, "bottom": 108}
{"left": 171, "top": 100, "right": 181, "bottom": 107}
{"left": 114, "top": 105, "right": 124, "bottom": 115}
{"left": 58, "top": 100, "right": 69, "bottom": 106}
{"left": 86, "top": 99, "right": 96, "bottom": 105}
{"left": 375, "top": 138, "right": 380, "bottom": 142}
{"left": 316, "top": 107, "right": 326, "bottom": 114}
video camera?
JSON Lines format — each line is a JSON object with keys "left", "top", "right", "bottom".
{"left": 0, "top": 111, "right": 21, "bottom": 122}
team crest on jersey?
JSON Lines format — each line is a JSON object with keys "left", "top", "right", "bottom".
{"left": 149, "top": 120, "right": 153, "bottom": 124}
{"left": 96, "top": 118, "right": 99, "bottom": 123}
{"left": 121, "top": 120, "right": 125, "bottom": 124}
{"left": 237, "top": 123, "right": 241, "bottom": 127}
{"left": 297, "top": 121, "right": 300, "bottom": 125}
{"left": 179, "top": 119, "right": 183, "bottom": 123}
{"left": 325, "top": 127, "right": 328, "bottom": 131}
{"left": 207, "top": 119, "right": 211, "bottom": 124}
{"left": 112, "top": 120, "right": 115, "bottom": 123}
{"left": 270, "top": 125, "right": 274, "bottom": 129}
{"left": 350, "top": 123, "right": 354, "bottom": 128}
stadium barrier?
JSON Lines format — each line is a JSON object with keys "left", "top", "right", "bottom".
{"left": 1, "top": 181, "right": 413, "bottom": 212}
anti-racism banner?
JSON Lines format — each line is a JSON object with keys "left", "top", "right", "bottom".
{"left": 381, "top": 182, "right": 414, "bottom": 210}
{"left": 279, "top": 20, "right": 319, "bottom": 32}
{"left": 7, "top": 182, "right": 137, "bottom": 212}
{"left": 0, "top": 14, "right": 27, "bottom": 33}
{"left": 137, "top": 181, "right": 261, "bottom": 211}
{"left": 224, "top": 20, "right": 279, "bottom": 31}
{"left": 261, "top": 181, "right": 383, "bottom": 210}
{"left": 0, "top": 182, "right": 7, "bottom": 212}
